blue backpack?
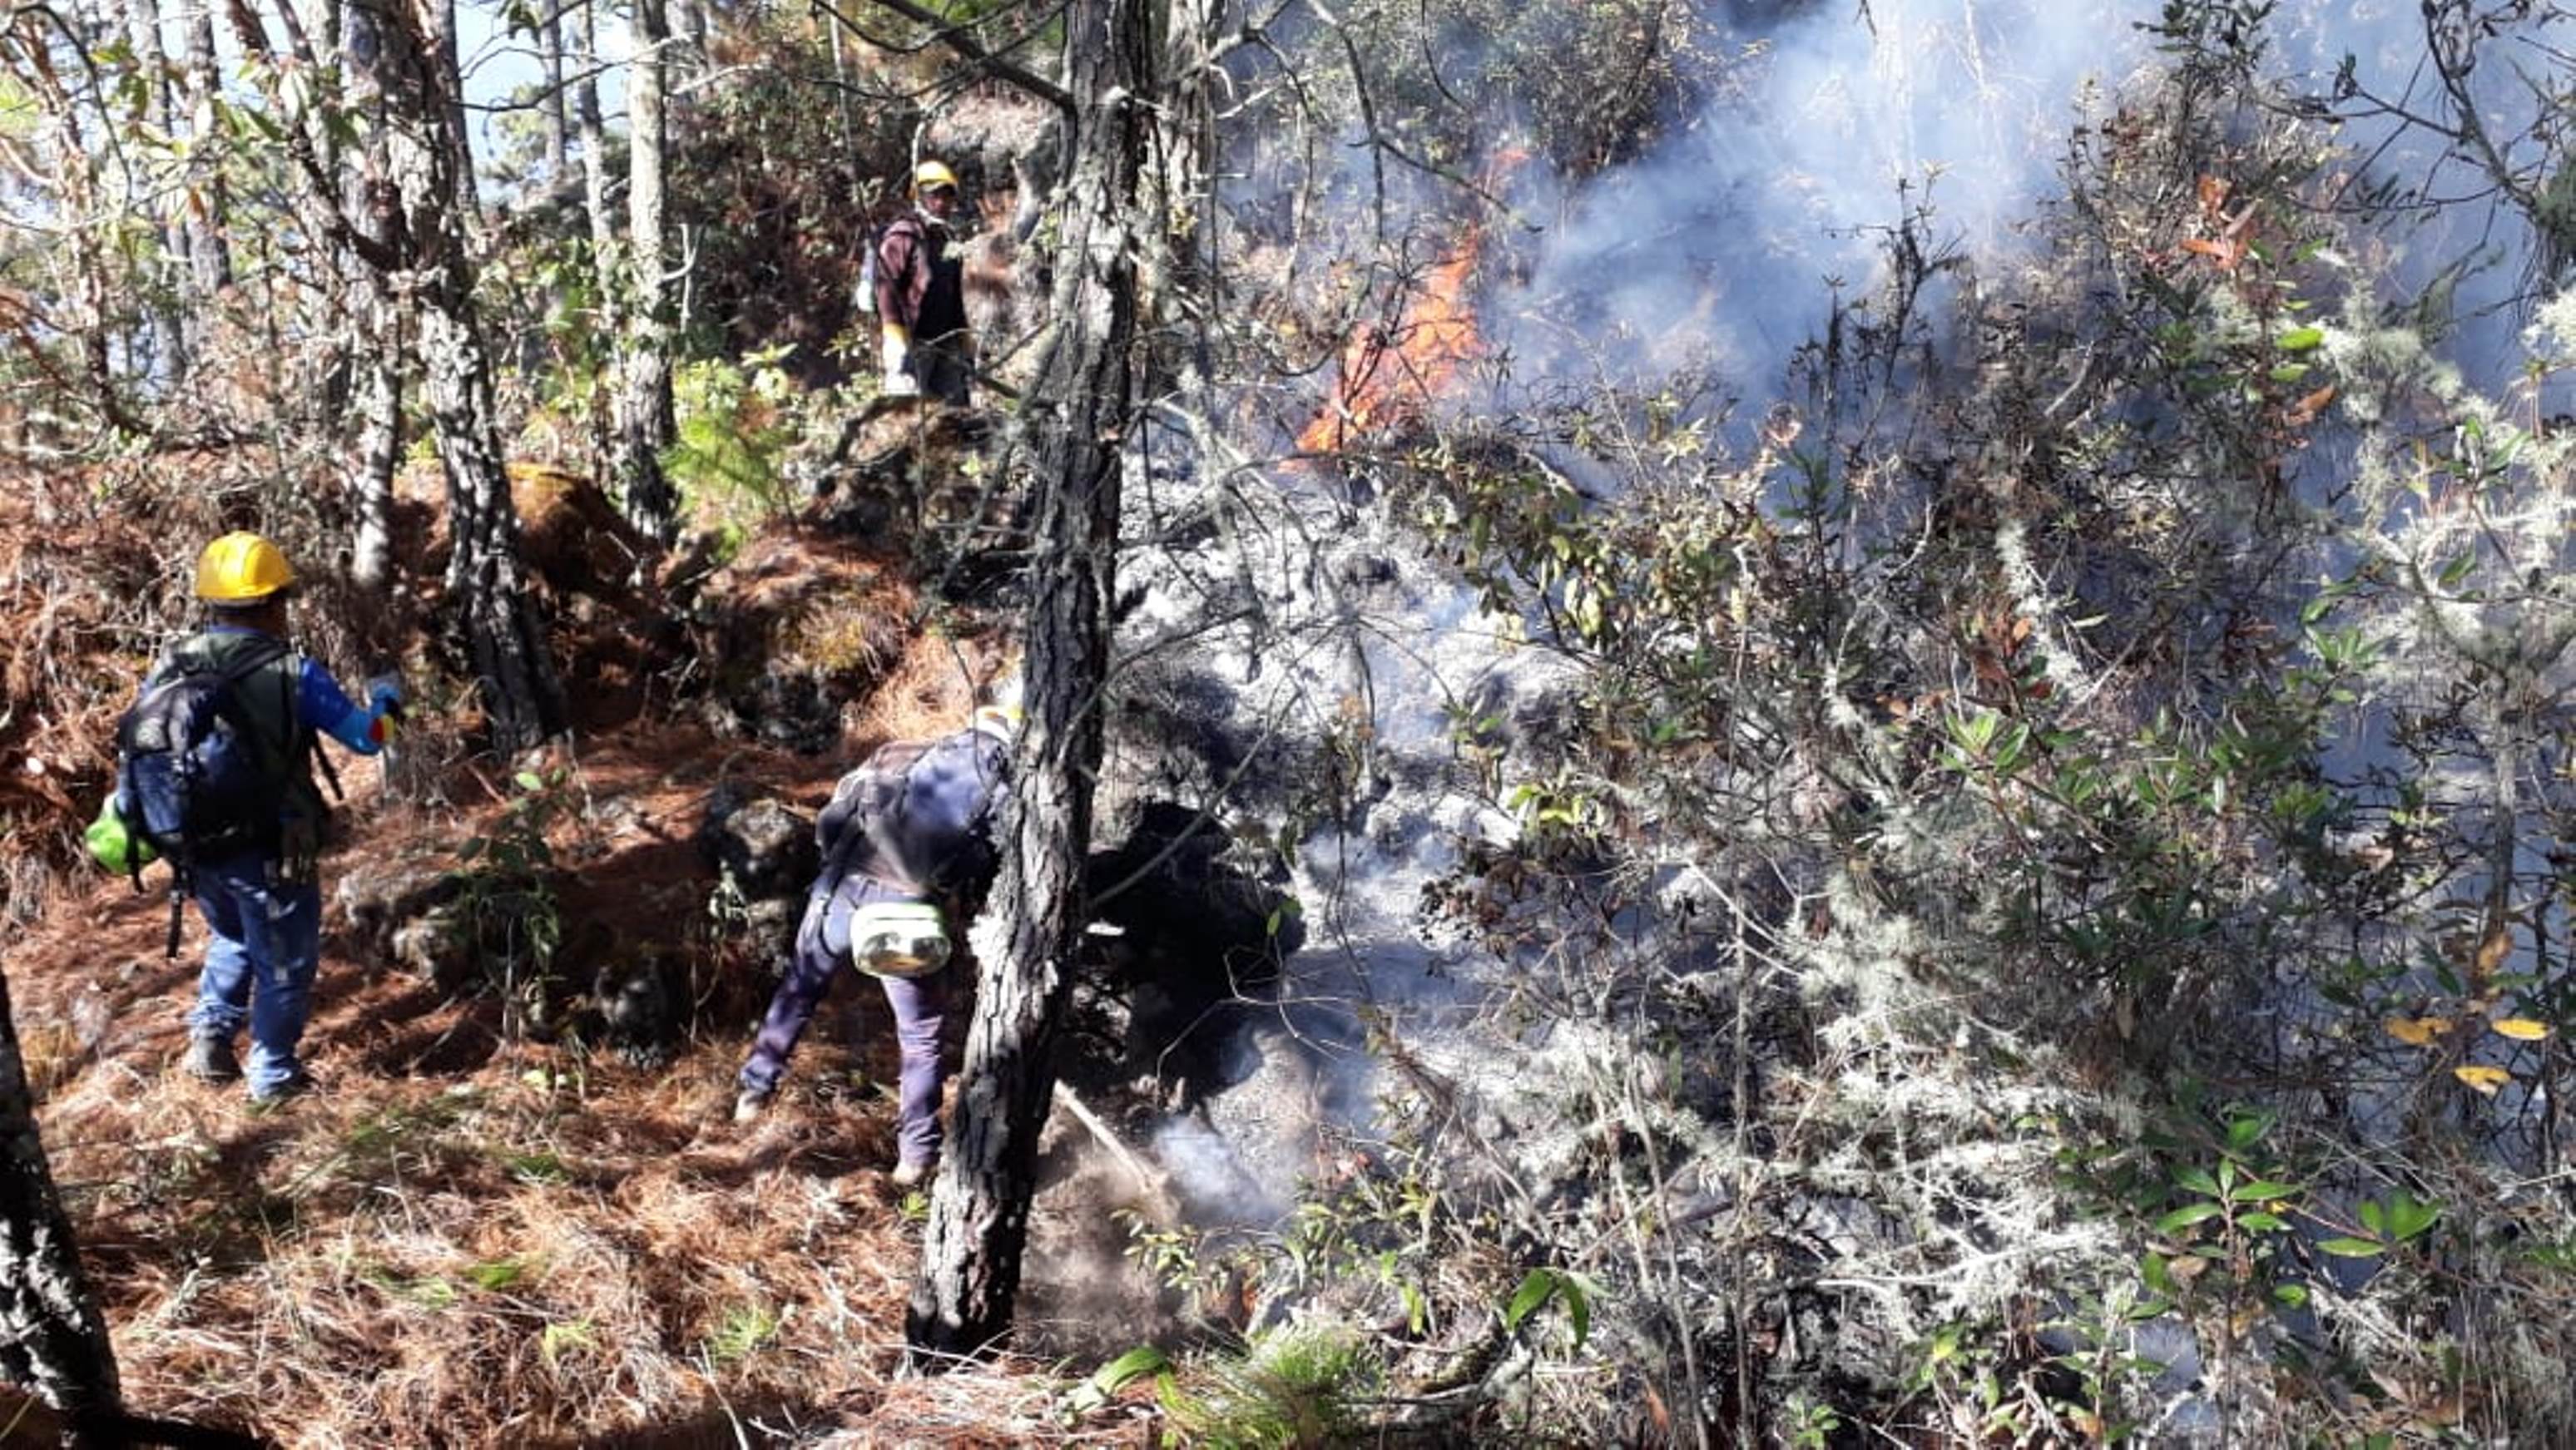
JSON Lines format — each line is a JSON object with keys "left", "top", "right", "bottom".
{"left": 114, "top": 638, "right": 294, "bottom": 869}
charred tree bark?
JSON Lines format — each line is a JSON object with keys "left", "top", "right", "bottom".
{"left": 613, "top": 0, "right": 676, "bottom": 541}
{"left": 0, "top": 967, "right": 122, "bottom": 1443}
{"left": 905, "top": 0, "right": 1152, "bottom": 1365}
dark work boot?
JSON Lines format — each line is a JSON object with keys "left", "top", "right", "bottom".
{"left": 182, "top": 1035, "right": 240, "bottom": 1084}
{"left": 248, "top": 1071, "right": 313, "bottom": 1106}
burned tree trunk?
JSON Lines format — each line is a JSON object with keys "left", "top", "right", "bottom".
{"left": 905, "top": 0, "right": 1152, "bottom": 1364}
{"left": 0, "top": 967, "right": 122, "bottom": 1443}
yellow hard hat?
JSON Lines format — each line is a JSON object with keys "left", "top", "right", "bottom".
{"left": 913, "top": 160, "right": 960, "bottom": 195}
{"left": 194, "top": 532, "right": 295, "bottom": 602}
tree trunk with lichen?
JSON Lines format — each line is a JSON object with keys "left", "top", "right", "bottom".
{"left": 339, "top": 0, "right": 401, "bottom": 601}
{"left": 373, "top": 0, "right": 566, "bottom": 749}
{"left": 614, "top": 0, "right": 677, "bottom": 542}
{"left": 0, "top": 967, "right": 122, "bottom": 1445}
{"left": 904, "top": 0, "right": 1152, "bottom": 1365}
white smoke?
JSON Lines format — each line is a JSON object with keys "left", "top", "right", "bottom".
{"left": 1140, "top": 0, "right": 2576, "bottom": 1222}
{"left": 1494, "top": 0, "right": 2160, "bottom": 389}
{"left": 1474, "top": 0, "right": 2569, "bottom": 404}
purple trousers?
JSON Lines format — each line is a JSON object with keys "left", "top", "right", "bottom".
{"left": 741, "top": 873, "right": 952, "bottom": 1167}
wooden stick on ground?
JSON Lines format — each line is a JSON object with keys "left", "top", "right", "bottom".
{"left": 1049, "top": 1080, "right": 1175, "bottom": 1217}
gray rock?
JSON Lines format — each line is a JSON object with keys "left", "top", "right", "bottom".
{"left": 697, "top": 788, "right": 820, "bottom": 903}
{"left": 335, "top": 858, "right": 467, "bottom": 966}
{"left": 592, "top": 948, "right": 689, "bottom": 1065}
{"left": 392, "top": 899, "right": 476, "bottom": 992}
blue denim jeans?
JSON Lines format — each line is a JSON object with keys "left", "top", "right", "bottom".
{"left": 187, "top": 854, "right": 322, "bottom": 1096}
{"left": 741, "top": 874, "right": 954, "bottom": 1167}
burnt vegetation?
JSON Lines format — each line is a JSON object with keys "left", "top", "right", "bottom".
{"left": 3, "top": 0, "right": 2576, "bottom": 1444}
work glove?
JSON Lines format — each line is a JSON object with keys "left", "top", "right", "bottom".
{"left": 880, "top": 324, "right": 917, "bottom": 397}
{"left": 365, "top": 675, "right": 407, "bottom": 745}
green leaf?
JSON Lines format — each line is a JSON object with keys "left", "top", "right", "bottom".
{"left": 2271, "top": 1282, "right": 2311, "bottom": 1309}
{"left": 2317, "top": 1236, "right": 2384, "bottom": 1258}
{"left": 1504, "top": 1269, "right": 1558, "bottom": 1332}
{"left": 2233, "top": 1180, "right": 2298, "bottom": 1203}
{"left": 1560, "top": 1271, "right": 1595, "bottom": 1351}
{"left": 2174, "top": 1166, "right": 2222, "bottom": 1197}
{"left": 466, "top": 1256, "right": 532, "bottom": 1291}
{"left": 2275, "top": 326, "right": 2326, "bottom": 352}
{"left": 2157, "top": 1202, "right": 2224, "bottom": 1235}
{"left": 514, "top": 770, "right": 547, "bottom": 792}
{"left": 538, "top": 1317, "right": 595, "bottom": 1367}
{"left": 2142, "top": 1253, "right": 2176, "bottom": 1295}
{"left": 2390, "top": 1193, "right": 2440, "bottom": 1242}
{"left": 2359, "top": 1200, "right": 2385, "bottom": 1236}
{"left": 2237, "top": 1212, "right": 2288, "bottom": 1233}
{"left": 1090, "top": 1345, "right": 1167, "bottom": 1395}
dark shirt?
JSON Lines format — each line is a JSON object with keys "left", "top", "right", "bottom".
{"left": 875, "top": 213, "right": 968, "bottom": 342}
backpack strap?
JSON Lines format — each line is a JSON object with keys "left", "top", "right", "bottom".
{"left": 296, "top": 651, "right": 344, "bottom": 807}
{"left": 310, "top": 733, "right": 344, "bottom": 804}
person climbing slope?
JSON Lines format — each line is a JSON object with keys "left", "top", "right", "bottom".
{"left": 734, "top": 704, "right": 1018, "bottom": 1187}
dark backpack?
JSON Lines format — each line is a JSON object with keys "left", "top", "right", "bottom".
{"left": 815, "top": 728, "right": 1008, "bottom": 903}
{"left": 114, "top": 637, "right": 295, "bottom": 869}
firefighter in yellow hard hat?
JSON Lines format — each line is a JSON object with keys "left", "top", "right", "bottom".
{"left": 122, "top": 533, "right": 404, "bottom": 1101}
{"left": 869, "top": 158, "right": 973, "bottom": 405}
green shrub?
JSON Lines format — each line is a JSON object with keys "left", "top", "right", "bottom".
{"left": 662, "top": 349, "right": 800, "bottom": 548}
{"left": 1162, "top": 1324, "right": 1382, "bottom": 1450}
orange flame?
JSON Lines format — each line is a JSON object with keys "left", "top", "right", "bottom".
{"left": 1297, "top": 233, "right": 1484, "bottom": 457}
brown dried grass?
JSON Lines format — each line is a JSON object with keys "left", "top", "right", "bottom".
{"left": 15, "top": 716, "right": 1137, "bottom": 1449}
{"left": 848, "top": 628, "right": 1012, "bottom": 748}
{"left": 0, "top": 473, "right": 205, "bottom": 902}
{"left": 37, "top": 1022, "right": 1148, "bottom": 1447}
